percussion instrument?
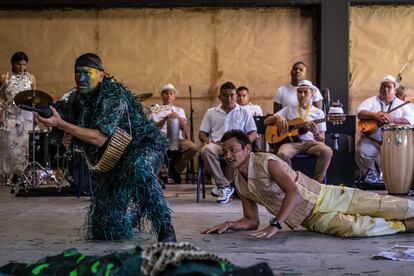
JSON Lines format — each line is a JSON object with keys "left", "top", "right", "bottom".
{"left": 86, "top": 127, "right": 132, "bottom": 173}
{"left": 167, "top": 117, "right": 180, "bottom": 151}
{"left": 13, "top": 89, "right": 53, "bottom": 108}
{"left": 380, "top": 124, "right": 414, "bottom": 194}
{"left": 28, "top": 130, "right": 66, "bottom": 169}
{"left": 136, "top": 92, "right": 153, "bottom": 102}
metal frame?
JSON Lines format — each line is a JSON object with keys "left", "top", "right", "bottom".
{"left": 1, "top": 0, "right": 412, "bottom": 111}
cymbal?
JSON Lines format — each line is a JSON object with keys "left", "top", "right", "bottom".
{"left": 13, "top": 89, "right": 53, "bottom": 107}
{"left": 137, "top": 92, "right": 153, "bottom": 102}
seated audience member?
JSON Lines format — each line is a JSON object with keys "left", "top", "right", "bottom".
{"left": 203, "top": 130, "right": 414, "bottom": 238}
{"left": 396, "top": 85, "right": 414, "bottom": 113}
{"left": 199, "top": 81, "right": 257, "bottom": 204}
{"left": 236, "top": 86, "right": 264, "bottom": 151}
{"left": 356, "top": 75, "right": 414, "bottom": 183}
{"left": 274, "top": 61, "right": 323, "bottom": 113}
{"left": 264, "top": 80, "right": 332, "bottom": 183}
{"left": 150, "top": 83, "right": 198, "bottom": 184}
{"left": 236, "top": 86, "right": 263, "bottom": 116}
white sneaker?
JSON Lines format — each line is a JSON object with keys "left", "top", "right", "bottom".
{"left": 216, "top": 186, "right": 235, "bottom": 204}
{"left": 211, "top": 186, "right": 220, "bottom": 197}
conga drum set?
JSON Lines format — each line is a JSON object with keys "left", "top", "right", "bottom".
{"left": 380, "top": 124, "right": 414, "bottom": 195}
{"left": 5, "top": 89, "right": 69, "bottom": 193}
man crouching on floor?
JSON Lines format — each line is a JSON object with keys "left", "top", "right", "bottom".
{"left": 203, "top": 129, "right": 414, "bottom": 238}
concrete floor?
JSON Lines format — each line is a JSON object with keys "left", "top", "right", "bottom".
{"left": 0, "top": 184, "right": 414, "bottom": 276}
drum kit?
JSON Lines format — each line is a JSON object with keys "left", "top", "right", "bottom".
{"left": 0, "top": 89, "right": 68, "bottom": 193}
{"left": 0, "top": 89, "right": 156, "bottom": 193}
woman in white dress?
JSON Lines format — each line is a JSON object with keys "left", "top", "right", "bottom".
{"left": 0, "top": 51, "right": 36, "bottom": 184}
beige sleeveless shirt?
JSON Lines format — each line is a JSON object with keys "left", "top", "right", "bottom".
{"left": 234, "top": 152, "right": 322, "bottom": 229}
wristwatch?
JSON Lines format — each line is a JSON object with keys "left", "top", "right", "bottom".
{"left": 269, "top": 217, "right": 282, "bottom": 230}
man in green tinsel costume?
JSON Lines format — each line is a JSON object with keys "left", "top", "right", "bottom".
{"left": 37, "top": 53, "right": 176, "bottom": 242}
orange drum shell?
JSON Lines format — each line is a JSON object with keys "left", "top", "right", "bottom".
{"left": 380, "top": 125, "right": 414, "bottom": 194}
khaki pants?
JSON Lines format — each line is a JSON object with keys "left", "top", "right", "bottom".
{"left": 303, "top": 185, "right": 414, "bottom": 237}
{"left": 171, "top": 139, "right": 198, "bottom": 173}
{"left": 200, "top": 143, "right": 234, "bottom": 188}
{"left": 277, "top": 140, "right": 333, "bottom": 182}
{"left": 355, "top": 136, "right": 381, "bottom": 178}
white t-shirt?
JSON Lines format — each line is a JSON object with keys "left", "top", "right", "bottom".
{"left": 356, "top": 96, "right": 414, "bottom": 141}
{"left": 150, "top": 105, "right": 186, "bottom": 139}
{"left": 241, "top": 102, "right": 263, "bottom": 116}
{"left": 199, "top": 104, "right": 257, "bottom": 142}
{"left": 276, "top": 105, "right": 326, "bottom": 141}
{"left": 274, "top": 83, "right": 323, "bottom": 108}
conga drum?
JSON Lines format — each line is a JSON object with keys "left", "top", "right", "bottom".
{"left": 380, "top": 124, "right": 414, "bottom": 194}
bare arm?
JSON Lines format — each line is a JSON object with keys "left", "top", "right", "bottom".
{"left": 264, "top": 114, "right": 288, "bottom": 133}
{"left": 203, "top": 190, "right": 259, "bottom": 234}
{"left": 199, "top": 130, "right": 210, "bottom": 144}
{"left": 358, "top": 110, "right": 408, "bottom": 124}
{"left": 267, "top": 160, "right": 301, "bottom": 224}
{"left": 156, "top": 112, "right": 186, "bottom": 131}
{"left": 250, "top": 159, "right": 300, "bottom": 238}
{"left": 29, "top": 74, "right": 36, "bottom": 90}
{"left": 357, "top": 110, "right": 381, "bottom": 120}
{"left": 36, "top": 106, "right": 107, "bottom": 148}
{"left": 247, "top": 131, "right": 257, "bottom": 143}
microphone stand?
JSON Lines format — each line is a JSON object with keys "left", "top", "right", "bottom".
{"left": 188, "top": 86, "right": 195, "bottom": 183}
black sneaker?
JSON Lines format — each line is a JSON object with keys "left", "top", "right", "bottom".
{"left": 168, "top": 167, "right": 182, "bottom": 184}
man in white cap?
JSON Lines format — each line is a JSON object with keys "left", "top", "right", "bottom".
{"left": 265, "top": 80, "right": 332, "bottom": 183}
{"left": 273, "top": 61, "right": 323, "bottom": 113}
{"left": 356, "top": 75, "right": 414, "bottom": 184}
{"left": 150, "top": 83, "right": 198, "bottom": 184}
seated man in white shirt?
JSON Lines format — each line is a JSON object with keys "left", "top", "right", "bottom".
{"left": 150, "top": 83, "right": 198, "bottom": 184}
{"left": 356, "top": 75, "right": 414, "bottom": 183}
{"left": 396, "top": 85, "right": 414, "bottom": 113}
{"left": 264, "top": 80, "right": 332, "bottom": 183}
{"left": 236, "top": 86, "right": 264, "bottom": 151}
{"left": 199, "top": 81, "right": 257, "bottom": 204}
{"left": 274, "top": 61, "right": 323, "bottom": 113}
{"left": 236, "top": 86, "right": 263, "bottom": 116}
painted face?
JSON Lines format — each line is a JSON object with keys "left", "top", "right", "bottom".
{"left": 236, "top": 89, "right": 250, "bottom": 106}
{"left": 12, "top": 60, "right": 27, "bottom": 75}
{"left": 219, "top": 88, "right": 237, "bottom": 108}
{"left": 222, "top": 137, "right": 250, "bottom": 169}
{"left": 75, "top": 66, "right": 102, "bottom": 95}
{"left": 161, "top": 89, "right": 176, "bottom": 105}
{"left": 297, "top": 87, "right": 313, "bottom": 107}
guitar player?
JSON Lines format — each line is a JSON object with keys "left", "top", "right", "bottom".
{"left": 356, "top": 75, "right": 414, "bottom": 184}
{"left": 264, "top": 80, "right": 332, "bottom": 183}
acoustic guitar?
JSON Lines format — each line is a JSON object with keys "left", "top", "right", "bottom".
{"left": 265, "top": 115, "right": 345, "bottom": 146}
{"left": 358, "top": 99, "right": 414, "bottom": 136}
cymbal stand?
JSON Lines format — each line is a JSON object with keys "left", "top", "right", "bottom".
{"left": 10, "top": 91, "right": 63, "bottom": 193}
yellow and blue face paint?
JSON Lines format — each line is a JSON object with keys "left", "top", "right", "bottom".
{"left": 75, "top": 66, "right": 101, "bottom": 95}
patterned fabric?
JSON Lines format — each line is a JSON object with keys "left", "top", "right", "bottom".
{"left": 234, "top": 152, "right": 321, "bottom": 229}
{"left": 0, "top": 72, "right": 34, "bottom": 176}
{"left": 66, "top": 76, "right": 172, "bottom": 240}
{"left": 0, "top": 245, "right": 237, "bottom": 276}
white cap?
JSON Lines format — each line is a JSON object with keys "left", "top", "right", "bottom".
{"left": 297, "top": 80, "right": 318, "bottom": 94}
{"left": 160, "top": 83, "right": 179, "bottom": 95}
{"left": 381, "top": 75, "right": 398, "bottom": 88}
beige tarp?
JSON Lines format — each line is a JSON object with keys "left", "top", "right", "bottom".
{"left": 0, "top": 8, "right": 315, "bottom": 139}
{"left": 350, "top": 5, "right": 414, "bottom": 114}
